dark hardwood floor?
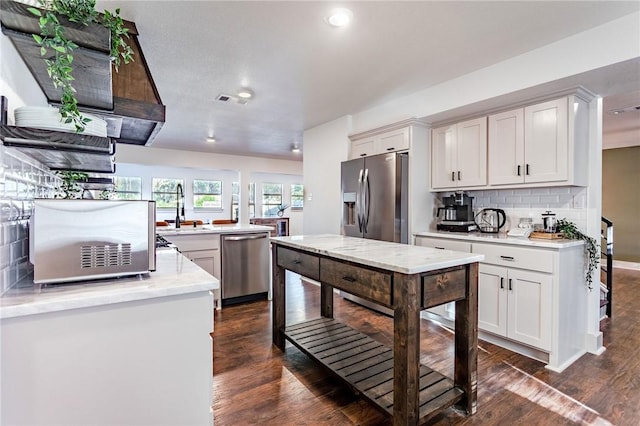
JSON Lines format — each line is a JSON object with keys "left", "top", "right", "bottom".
{"left": 212, "top": 268, "right": 640, "bottom": 425}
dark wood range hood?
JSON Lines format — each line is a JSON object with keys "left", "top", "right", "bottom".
{"left": 0, "top": 0, "right": 166, "bottom": 147}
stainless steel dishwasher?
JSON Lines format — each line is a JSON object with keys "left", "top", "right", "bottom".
{"left": 221, "top": 232, "right": 270, "bottom": 306}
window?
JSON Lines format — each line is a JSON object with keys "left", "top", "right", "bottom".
{"left": 152, "top": 178, "right": 184, "bottom": 208}
{"left": 193, "top": 179, "right": 222, "bottom": 209}
{"left": 113, "top": 176, "right": 142, "bottom": 200}
{"left": 232, "top": 182, "right": 256, "bottom": 219}
{"left": 291, "top": 184, "right": 304, "bottom": 210}
{"left": 261, "top": 182, "right": 282, "bottom": 216}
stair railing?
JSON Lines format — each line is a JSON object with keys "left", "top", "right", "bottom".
{"left": 601, "top": 217, "right": 614, "bottom": 318}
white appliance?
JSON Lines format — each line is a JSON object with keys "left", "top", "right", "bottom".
{"left": 30, "top": 199, "right": 156, "bottom": 284}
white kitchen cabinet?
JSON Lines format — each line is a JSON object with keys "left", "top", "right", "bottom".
{"left": 488, "top": 93, "right": 590, "bottom": 187}
{"left": 349, "top": 125, "right": 409, "bottom": 159}
{"left": 413, "top": 232, "right": 588, "bottom": 372}
{"left": 478, "top": 264, "right": 551, "bottom": 351}
{"left": 430, "top": 116, "right": 487, "bottom": 190}
{"left": 163, "top": 233, "right": 221, "bottom": 309}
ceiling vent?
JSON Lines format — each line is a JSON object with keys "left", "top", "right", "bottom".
{"left": 216, "top": 93, "right": 248, "bottom": 105}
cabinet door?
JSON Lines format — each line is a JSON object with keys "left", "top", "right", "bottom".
{"left": 184, "top": 249, "right": 220, "bottom": 279}
{"left": 524, "top": 98, "right": 568, "bottom": 183}
{"left": 351, "top": 137, "right": 376, "bottom": 159}
{"left": 507, "top": 269, "right": 552, "bottom": 351}
{"left": 478, "top": 264, "right": 508, "bottom": 336}
{"left": 456, "top": 117, "right": 487, "bottom": 187}
{"left": 488, "top": 108, "right": 524, "bottom": 185}
{"left": 378, "top": 127, "right": 409, "bottom": 153}
{"left": 431, "top": 124, "right": 457, "bottom": 189}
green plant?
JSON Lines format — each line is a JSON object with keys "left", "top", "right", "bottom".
{"left": 28, "top": 0, "right": 134, "bottom": 132}
{"left": 556, "top": 218, "right": 599, "bottom": 291}
{"left": 54, "top": 170, "right": 88, "bottom": 199}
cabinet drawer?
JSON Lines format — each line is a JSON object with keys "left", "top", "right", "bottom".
{"left": 277, "top": 247, "right": 320, "bottom": 281}
{"left": 422, "top": 266, "right": 467, "bottom": 308}
{"left": 415, "top": 237, "right": 471, "bottom": 253}
{"left": 163, "top": 234, "right": 220, "bottom": 251}
{"left": 183, "top": 249, "right": 218, "bottom": 260}
{"left": 320, "top": 258, "right": 392, "bottom": 307}
{"left": 473, "top": 242, "right": 553, "bottom": 273}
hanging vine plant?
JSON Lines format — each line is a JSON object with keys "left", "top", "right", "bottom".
{"left": 27, "top": 0, "right": 134, "bottom": 133}
{"left": 556, "top": 218, "right": 599, "bottom": 291}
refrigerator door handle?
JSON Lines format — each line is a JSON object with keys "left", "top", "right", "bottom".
{"left": 363, "top": 168, "right": 370, "bottom": 233}
{"left": 357, "top": 168, "right": 364, "bottom": 232}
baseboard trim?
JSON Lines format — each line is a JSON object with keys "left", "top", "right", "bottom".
{"left": 613, "top": 260, "right": 640, "bottom": 271}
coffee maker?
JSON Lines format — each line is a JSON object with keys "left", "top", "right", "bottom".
{"left": 436, "top": 192, "right": 477, "bottom": 232}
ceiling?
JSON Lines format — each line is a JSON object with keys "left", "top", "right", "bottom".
{"left": 95, "top": 1, "right": 640, "bottom": 160}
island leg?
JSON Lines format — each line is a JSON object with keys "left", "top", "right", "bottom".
{"left": 320, "top": 283, "right": 334, "bottom": 319}
{"left": 454, "top": 262, "right": 478, "bottom": 415}
{"left": 272, "top": 246, "right": 286, "bottom": 350}
{"left": 393, "top": 273, "right": 421, "bottom": 425}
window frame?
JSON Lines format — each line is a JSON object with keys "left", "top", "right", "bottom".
{"left": 261, "top": 182, "right": 283, "bottom": 217}
{"left": 290, "top": 183, "right": 304, "bottom": 211}
{"left": 151, "top": 178, "right": 184, "bottom": 209}
{"left": 113, "top": 176, "right": 142, "bottom": 201}
{"left": 193, "top": 179, "right": 223, "bottom": 210}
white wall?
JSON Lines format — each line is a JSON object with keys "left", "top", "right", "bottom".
{"left": 302, "top": 115, "right": 351, "bottom": 235}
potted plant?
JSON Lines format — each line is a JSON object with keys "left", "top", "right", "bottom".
{"left": 27, "top": 0, "right": 134, "bottom": 132}
{"left": 54, "top": 170, "right": 88, "bottom": 199}
{"left": 556, "top": 218, "right": 599, "bottom": 291}
{"left": 276, "top": 204, "right": 289, "bottom": 217}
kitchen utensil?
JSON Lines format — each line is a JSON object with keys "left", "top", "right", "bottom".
{"left": 542, "top": 211, "right": 557, "bottom": 233}
{"left": 474, "top": 208, "right": 507, "bottom": 233}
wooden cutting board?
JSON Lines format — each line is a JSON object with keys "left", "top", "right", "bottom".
{"left": 529, "top": 231, "right": 564, "bottom": 240}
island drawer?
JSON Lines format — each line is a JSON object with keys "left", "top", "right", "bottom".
{"left": 163, "top": 234, "right": 220, "bottom": 252}
{"left": 473, "top": 242, "right": 553, "bottom": 273}
{"left": 421, "top": 266, "right": 467, "bottom": 308}
{"left": 319, "top": 258, "right": 392, "bottom": 307}
{"left": 277, "top": 247, "right": 320, "bottom": 280}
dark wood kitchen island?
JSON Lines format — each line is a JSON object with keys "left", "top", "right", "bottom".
{"left": 270, "top": 234, "right": 483, "bottom": 425}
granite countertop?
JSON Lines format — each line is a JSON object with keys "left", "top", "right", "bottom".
{"left": 414, "top": 230, "right": 584, "bottom": 249}
{"left": 0, "top": 249, "right": 219, "bottom": 320}
{"left": 271, "top": 234, "right": 484, "bottom": 275}
{"left": 157, "top": 223, "right": 271, "bottom": 236}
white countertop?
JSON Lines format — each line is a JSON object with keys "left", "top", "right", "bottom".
{"left": 271, "top": 234, "right": 484, "bottom": 274}
{"left": 0, "top": 249, "right": 219, "bottom": 320}
{"left": 157, "top": 223, "right": 271, "bottom": 236}
{"left": 414, "top": 230, "right": 584, "bottom": 249}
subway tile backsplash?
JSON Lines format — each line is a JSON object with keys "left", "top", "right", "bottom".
{"left": 0, "top": 144, "right": 58, "bottom": 294}
{"left": 437, "top": 186, "right": 589, "bottom": 231}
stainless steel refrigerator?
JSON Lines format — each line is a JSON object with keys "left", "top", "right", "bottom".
{"left": 340, "top": 151, "right": 409, "bottom": 315}
{"left": 341, "top": 151, "right": 408, "bottom": 243}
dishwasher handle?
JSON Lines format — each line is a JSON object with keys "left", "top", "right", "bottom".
{"left": 223, "top": 234, "right": 269, "bottom": 242}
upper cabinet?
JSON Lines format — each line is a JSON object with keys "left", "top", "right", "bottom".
{"left": 430, "top": 116, "right": 487, "bottom": 190}
{"left": 349, "top": 124, "right": 410, "bottom": 159}
{"left": 488, "top": 94, "right": 589, "bottom": 188}
{"left": 430, "top": 90, "right": 592, "bottom": 192}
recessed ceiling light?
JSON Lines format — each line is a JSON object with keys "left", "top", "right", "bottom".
{"left": 237, "top": 88, "right": 254, "bottom": 99}
{"left": 206, "top": 137, "right": 216, "bottom": 143}
{"left": 325, "top": 8, "right": 353, "bottom": 28}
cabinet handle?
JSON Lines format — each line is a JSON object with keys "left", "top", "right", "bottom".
{"left": 360, "top": 153, "right": 367, "bottom": 157}
{"left": 386, "top": 147, "right": 395, "bottom": 151}
{"left": 451, "top": 171, "right": 455, "bottom": 181}
{"left": 434, "top": 246, "right": 445, "bottom": 250}
{"left": 292, "top": 260, "right": 302, "bottom": 265}
{"left": 500, "top": 277, "right": 504, "bottom": 289}
{"left": 517, "top": 165, "right": 521, "bottom": 176}
{"left": 458, "top": 171, "right": 461, "bottom": 180}
{"left": 508, "top": 278, "right": 513, "bottom": 291}
{"left": 526, "top": 164, "right": 530, "bottom": 175}
{"left": 500, "top": 255, "right": 515, "bottom": 261}
{"left": 342, "top": 276, "right": 356, "bottom": 282}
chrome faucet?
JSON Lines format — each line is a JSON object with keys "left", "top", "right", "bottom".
{"left": 175, "top": 183, "right": 185, "bottom": 228}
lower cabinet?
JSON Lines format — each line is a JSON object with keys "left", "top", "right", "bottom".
{"left": 478, "top": 264, "right": 552, "bottom": 351}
